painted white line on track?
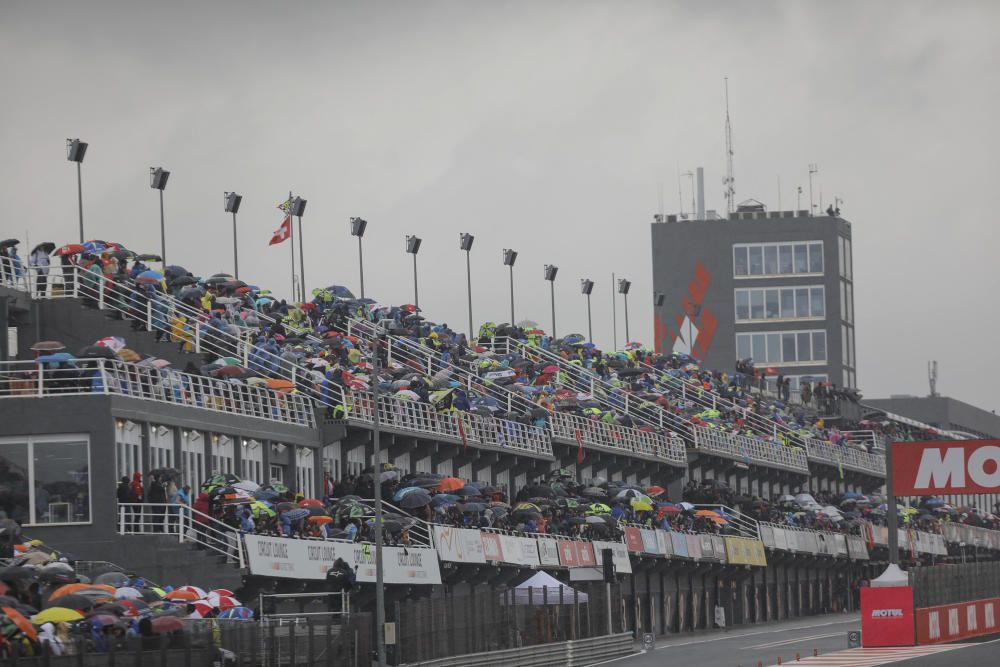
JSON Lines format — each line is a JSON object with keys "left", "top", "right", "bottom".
{"left": 585, "top": 649, "right": 646, "bottom": 666}
{"left": 762, "top": 642, "right": 984, "bottom": 667}
{"left": 655, "top": 617, "right": 860, "bottom": 650}
{"left": 745, "top": 631, "right": 844, "bottom": 649}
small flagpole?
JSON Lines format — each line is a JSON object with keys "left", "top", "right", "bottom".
{"left": 288, "top": 190, "right": 295, "bottom": 301}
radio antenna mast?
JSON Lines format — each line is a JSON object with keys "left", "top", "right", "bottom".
{"left": 723, "top": 77, "right": 735, "bottom": 215}
{"left": 928, "top": 360, "right": 938, "bottom": 397}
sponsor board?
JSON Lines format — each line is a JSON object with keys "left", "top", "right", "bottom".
{"left": 537, "top": 538, "right": 561, "bottom": 567}
{"left": 498, "top": 535, "right": 540, "bottom": 567}
{"left": 481, "top": 532, "right": 504, "bottom": 561}
{"left": 916, "top": 597, "right": 1000, "bottom": 644}
{"left": 433, "top": 526, "right": 486, "bottom": 564}
{"left": 892, "top": 439, "right": 1000, "bottom": 495}
{"left": 593, "top": 540, "right": 633, "bottom": 574}
{"left": 244, "top": 535, "right": 441, "bottom": 584}
{"left": 861, "top": 586, "right": 914, "bottom": 646}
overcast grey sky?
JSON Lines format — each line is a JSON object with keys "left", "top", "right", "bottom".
{"left": 2, "top": 1, "right": 998, "bottom": 408}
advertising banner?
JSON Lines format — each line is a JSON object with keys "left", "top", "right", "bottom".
{"left": 640, "top": 529, "right": 661, "bottom": 554}
{"left": 656, "top": 530, "right": 674, "bottom": 557}
{"left": 433, "top": 526, "right": 486, "bottom": 564}
{"left": 892, "top": 439, "right": 1000, "bottom": 495}
{"left": 575, "top": 541, "right": 597, "bottom": 568}
{"left": 915, "top": 597, "right": 1000, "bottom": 645}
{"left": 244, "top": 535, "right": 441, "bottom": 584}
{"left": 623, "top": 527, "right": 645, "bottom": 553}
{"left": 557, "top": 539, "right": 580, "bottom": 568}
{"left": 498, "top": 535, "right": 540, "bottom": 567}
{"left": 593, "top": 541, "right": 633, "bottom": 574}
{"left": 671, "top": 532, "right": 689, "bottom": 558}
{"left": 723, "top": 537, "right": 766, "bottom": 566}
{"left": 861, "top": 586, "right": 914, "bottom": 647}
{"left": 537, "top": 539, "right": 561, "bottom": 567}
{"left": 481, "top": 532, "right": 504, "bottom": 561}
{"left": 686, "top": 534, "right": 702, "bottom": 560}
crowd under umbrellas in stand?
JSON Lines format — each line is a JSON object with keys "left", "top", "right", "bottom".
{"left": 0, "top": 537, "right": 251, "bottom": 659}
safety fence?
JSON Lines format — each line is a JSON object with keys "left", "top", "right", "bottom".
{"left": 911, "top": 560, "right": 1000, "bottom": 609}
{"left": 803, "top": 437, "right": 886, "bottom": 475}
{"left": 0, "top": 358, "right": 315, "bottom": 427}
{"left": 0, "top": 614, "right": 371, "bottom": 666}
{"left": 549, "top": 411, "right": 687, "bottom": 465}
{"left": 394, "top": 583, "right": 623, "bottom": 665}
{"left": 399, "top": 633, "right": 635, "bottom": 667}
{"left": 692, "top": 427, "right": 810, "bottom": 473}
{"left": 343, "top": 388, "right": 552, "bottom": 457}
{"left": 941, "top": 521, "right": 1000, "bottom": 550}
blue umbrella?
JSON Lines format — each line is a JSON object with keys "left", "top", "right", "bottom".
{"left": 82, "top": 241, "right": 106, "bottom": 253}
{"left": 136, "top": 270, "right": 165, "bottom": 284}
{"left": 37, "top": 352, "right": 76, "bottom": 365}
{"left": 393, "top": 487, "right": 425, "bottom": 502}
{"left": 218, "top": 607, "right": 253, "bottom": 620}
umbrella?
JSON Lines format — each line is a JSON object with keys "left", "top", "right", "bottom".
{"left": 2, "top": 607, "right": 37, "bottom": 641}
{"left": 136, "top": 254, "right": 162, "bottom": 262}
{"left": 165, "top": 590, "right": 199, "bottom": 602}
{"left": 0, "top": 239, "right": 19, "bottom": 249}
{"left": 43, "top": 594, "right": 93, "bottom": 611}
{"left": 135, "top": 270, "right": 164, "bottom": 284}
{"left": 645, "top": 486, "right": 667, "bottom": 497}
{"left": 31, "top": 607, "right": 83, "bottom": 625}
{"left": 150, "top": 616, "right": 184, "bottom": 634}
{"left": 399, "top": 492, "right": 432, "bottom": 509}
{"left": 54, "top": 244, "right": 85, "bottom": 256}
{"left": 114, "top": 587, "right": 143, "bottom": 600}
{"left": 29, "top": 340, "right": 65, "bottom": 352}
{"left": 218, "top": 607, "right": 253, "bottom": 620}
{"left": 437, "top": 477, "right": 465, "bottom": 492}
{"left": 79, "top": 344, "right": 118, "bottom": 359}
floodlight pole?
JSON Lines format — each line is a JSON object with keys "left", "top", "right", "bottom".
{"left": 465, "top": 248, "right": 473, "bottom": 341}
{"left": 623, "top": 292, "right": 630, "bottom": 344}
{"left": 586, "top": 292, "right": 593, "bottom": 343}
{"left": 76, "top": 162, "right": 84, "bottom": 244}
{"left": 886, "top": 440, "right": 899, "bottom": 564}
{"left": 372, "top": 336, "right": 386, "bottom": 667}
{"left": 231, "top": 210, "right": 239, "bottom": 279}
{"left": 412, "top": 252, "right": 419, "bottom": 310}
{"left": 358, "top": 235, "right": 365, "bottom": 298}
{"left": 508, "top": 264, "right": 515, "bottom": 325}
{"left": 297, "top": 213, "right": 306, "bottom": 302}
{"left": 158, "top": 189, "right": 166, "bottom": 267}
{"left": 550, "top": 281, "right": 556, "bottom": 338}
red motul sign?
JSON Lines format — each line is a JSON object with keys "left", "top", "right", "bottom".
{"left": 892, "top": 439, "right": 1000, "bottom": 495}
{"left": 861, "top": 586, "right": 915, "bottom": 646}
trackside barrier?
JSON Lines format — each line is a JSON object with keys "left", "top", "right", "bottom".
{"left": 916, "top": 597, "right": 1000, "bottom": 644}
{"left": 398, "top": 633, "right": 635, "bottom": 667}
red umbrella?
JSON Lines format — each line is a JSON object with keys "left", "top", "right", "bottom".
{"left": 645, "top": 486, "right": 666, "bottom": 497}
{"left": 298, "top": 498, "right": 323, "bottom": 508}
{"left": 215, "top": 596, "right": 240, "bottom": 611}
{"left": 150, "top": 616, "right": 184, "bottom": 634}
{"left": 54, "top": 244, "right": 85, "bottom": 256}
{"left": 541, "top": 365, "right": 560, "bottom": 374}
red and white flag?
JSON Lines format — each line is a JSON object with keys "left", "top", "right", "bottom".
{"left": 269, "top": 215, "right": 291, "bottom": 245}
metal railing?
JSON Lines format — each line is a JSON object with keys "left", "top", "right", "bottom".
{"left": 691, "top": 426, "right": 809, "bottom": 472}
{"left": 116, "top": 501, "right": 246, "bottom": 568}
{"left": 258, "top": 591, "right": 351, "bottom": 620}
{"left": 804, "top": 437, "right": 886, "bottom": 475}
{"left": 344, "top": 388, "right": 552, "bottom": 457}
{"left": 549, "top": 411, "right": 686, "bottom": 466}
{"left": 0, "top": 358, "right": 315, "bottom": 426}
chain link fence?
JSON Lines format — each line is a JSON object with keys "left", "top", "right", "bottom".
{"left": 394, "top": 582, "right": 623, "bottom": 665}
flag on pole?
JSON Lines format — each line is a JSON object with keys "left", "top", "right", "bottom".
{"left": 269, "top": 216, "right": 291, "bottom": 245}
{"left": 276, "top": 197, "right": 291, "bottom": 213}
{"left": 457, "top": 414, "right": 468, "bottom": 454}
{"left": 575, "top": 430, "right": 585, "bottom": 464}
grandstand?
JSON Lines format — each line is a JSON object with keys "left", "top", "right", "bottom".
{"left": 2, "top": 241, "right": 999, "bottom": 651}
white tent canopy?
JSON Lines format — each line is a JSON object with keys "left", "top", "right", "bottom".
{"left": 507, "top": 572, "right": 588, "bottom": 605}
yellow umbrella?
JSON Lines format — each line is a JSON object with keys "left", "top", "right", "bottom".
{"left": 631, "top": 500, "right": 654, "bottom": 512}
{"left": 32, "top": 607, "right": 84, "bottom": 625}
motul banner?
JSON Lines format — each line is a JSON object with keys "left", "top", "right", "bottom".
{"left": 861, "top": 586, "right": 914, "bottom": 647}
{"left": 892, "top": 439, "right": 1000, "bottom": 495}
